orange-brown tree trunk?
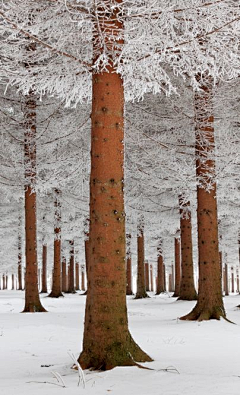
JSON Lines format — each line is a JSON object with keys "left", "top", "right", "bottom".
{"left": 78, "top": 2, "right": 151, "bottom": 370}
{"left": 135, "top": 227, "right": 148, "bottom": 299}
{"left": 173, "top": 238, "right": 181, "bottom": 297}
{"left": 76, "top": 263, "right": 80, "bottom": 290}
{"left": 181, "top": 76, "right": 225, "bottom": 321}
{"left": 81, "top": 266, "right": 86, "bottom": 292}
{"left": 66, "top": 240, "right": 75, "bottom": 293}
{"left": 62, "top": 257, "right": 67, "bottom": 292}
{"left": 22, "top": 94, "right": 46, "bottom": 312}
{"left": 145, "top": 262, "right": 150, "bottom": 292}
{"left": 49, "top": 189, "right": 63, "bottom": 298}
{"left": 156, "top": 243, "right": 165, "bottom": 294}
{"left": 178, "top": 198, "right": 197, "bottom": 301}
{"left": 41, "top": 244, "right": 48, "bottom": 293}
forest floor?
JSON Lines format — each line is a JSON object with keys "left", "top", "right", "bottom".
{"left": 1, "top": 291, "right": 240, "bottom": 395}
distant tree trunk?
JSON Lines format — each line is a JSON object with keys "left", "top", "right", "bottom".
{"left": 18, "top": 214, "right": 23, "bottom": 291}
{"left": 169, "top": 273, "right": 174, "bottom": 292}
{"left": 135, "top": 226, "right": 148, "bottom": 299}
{"left": 231, "top": 268, "right": 234, "bottom": 293}
{"left": 173, "top": 237, "right": 181, "bottom": 297}
{"left": 40, "top": 244, "right": 48, "bottom": 293}
{"left": 62, "top": 257, "right": 67, "bottom": 292}
{"left": 178, "top": 198, "right": 197, "bottom": 301}
{"left": 181, "top": 75, "right": 225, "bottom": 321}
{"left": 49, "top": 189, "right": 63, "bottom": 298}
{"left": 76, "top": 263, "right": 80, "bottom": 291}
{"left": 156, "top": 245, "right": 165, "bottom": 295}
{"left": 66, "top": 240, "right": 75, "bottom": 293}
{"left": 78, "top": 3, "right": 152, "bottom": 369}
{"left": 12, "top": 274, "right": 15, "bottom": 290}
{"left": 150, "top": 264, "right": 153, "bottom": 292}
{"left": 126, "top": 234, "right": 133, "bottom": 295}
{"left": 224, "top": 262, "right": 229, "bottom": 296}
{"left": 22, "top": 93, "right": 46, "bottom": 313}
{"left": 145, "top": 262, "right": 150, "bottom": 292}
{"left": 81, "top": 266, "right": 86, "bottom": 292}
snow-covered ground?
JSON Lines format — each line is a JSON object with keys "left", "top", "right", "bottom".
{"left": 1, "top": 291, "right": 240, "bottom": 395}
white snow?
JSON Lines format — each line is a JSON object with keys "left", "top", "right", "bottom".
{"left": 1, "top": 291, "right": 240, "bottom": 395}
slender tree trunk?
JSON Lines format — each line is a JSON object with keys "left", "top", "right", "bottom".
{"left": 135, "top": 227, "right": 148, "bottom": 299}
{"left": 22, "top": 94, "right": 46, "bottom": 313}
{"left": 231, "top": 268, "right": 234, "bottom": 293}
{"left": 66, "top": 240, "right": 75, "bottom": 293}
{"left": 6, "top": 275, "right": 8, "bottom": 289}
{"left": 224, "top": 263, "right": 229, "bottom": 296}
{"left": 178, "top": 198, "right": 197, "bottom": 301}
{"left": 76, "top": 263, "right": 80, "bottom": 291}
{"left": 78, "top": 2, "right": 151, "bottom": 370}
{"left": 12, "top": 274, "right": 14, "bottom": 290}
{"left": 3, "top": 275, "right": 6, "bottom": 290}
{"left": 181, "top": 75, "right": 225, "bottom": 321}
{"left": 126, "top": 234, "right": 133, "bottom": 295}
{"left": 62, "top": 257, "right": 67, "bottom": 292}
{"left": 81, "top": 266, "right": 86, "bottom": 292}
{"left": 40, "top": 244, "right": 48, "bottom": 293}
{"left": 150, "top": 264, "right": 153, "bottom": 292}
{"left": 145, "top": 262, "right": 150, "bottom": 292}
{"left": 18, "top": 215, "right": 23, "bottom": 291}
{"left": 156, "top": 249, "right": 165, "bottom": 295}
{"left": 173, "top": 238, "right": 181, "bottom": 297}
{"left": 49, "top": 189, "right": 63, "bottom": 298}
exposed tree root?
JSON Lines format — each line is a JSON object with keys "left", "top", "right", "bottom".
{"left": 180, "top": 305, "right": 226, "bottom": 321}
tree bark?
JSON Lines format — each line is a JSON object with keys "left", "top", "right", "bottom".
{"left": 40, "top": 244, "right": 48, "bottom": 293}
{"left": 135, "top": 227, "right": 148, "bottom": 299}
{"left": 81, "top": 266, "right": 86, "bottom": 292}
{"left": 145, "top": 262, "right": 150, "bottom": 292}
{"left": 62, "top": 257, "right": 67, "bottom": 292}
{"left": 156, "top": 243, "right": 165, "bottom": 295}
{"left": 18, "top": 215, "right": 23, "bottom": 291}
{"left": 12, "top": 274, "right": 15, "bottom": 290}
{"left": 126, "top": 234, "right": 133, "bottom": 295}
{"left": 78, "top": 2, "right": 151, "bottom": 370}
{"left": 173, "top": 238, "right": 181, "bottom": 297}
{"left": 22, "top": 93, "right": 46, "bottom": 313}
{"left": 76, "top": 263, "right": 80, "bottom": 291}
{"left": 49, "top": 189, "right": 63, "bottom": 298}
{"left": 66, "top": 240, "right": 75, "bottom": 293}
{"left": 178, "top": 198, "right": 197, "bottom": 301}
{"left": 181, "top": 75, "right": 225, "bottom": 321}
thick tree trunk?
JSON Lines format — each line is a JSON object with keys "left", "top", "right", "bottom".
{"left": 22, "top": 94, "right": 46, "bottom": 313}
{"left": 78, "top": 4, "right": 151, "bottom": 369}
{"left": 156, "top": 254, "right": 165, "bottom": 294}
{"left": 76, "top": 263, "right": 80, "bottom": 291}
{"left": 49, "top": 189, "right": 63, "bottom": 298}
{"left": 62, "top": 257, "right": 67, "bottom": 292}
{"left": 181, "top": 76, "right": 225, "bottom": 321}
{"left": 178, "top": 198, "right": 197, "bottom": 301}
{"left": 135, "top": 228, "right": 148, "bottom": 299}
{"left": 40, "top": 244, "right": 48, "bottom": 293}
{"left": 173, "top": 238, "right": 181, "bottom": 297}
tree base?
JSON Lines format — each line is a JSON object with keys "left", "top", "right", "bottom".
{"left": 22, "top": 303, "right": 47, "bottom": 313}
{"left": 48, "top": 292, "right": 64, "bottom": 298}
{"left": 135, "top": 292, "right": 149, "bottom": 299}
{"left": 180, "top": 304, "right": 226, "bottom": 321}
{"left": 177, "top": 294, "right": 198, "bottom": 301}
{"left": 78, "top": 334, "right": 153, "bottom": 370}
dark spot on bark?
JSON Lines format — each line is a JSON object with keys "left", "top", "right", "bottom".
{"left": 102, "top": 107, "right": 108, "bottom": 113}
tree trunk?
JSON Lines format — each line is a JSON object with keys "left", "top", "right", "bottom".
{"left": 150, "top": 264, "right": 153, "bottom": 292}
{"left": 173, "top": 238, "right": 181, "bottom": 297}
{"left": 78, "top": 3, "right": 151, "bottom": 369}
{"left": 178, "top": 198, "right": 197, "bottom": 301}
{"left": 81, "top": 266, "right": 86, "bottom": 292}
{"left": 231, "top": 268, "right": 234, "bottom": 293}
{"left": 18, "top": 216, "right": 23, "bottom": 291}
{"left": 145, "top": 262, "right": 150, "bottom": 292}
{"left": 224, "top": 263, "right": 229, "bottom": 296}
{"left": 135, "top": 227, "right": 148, "bottom": 299}
{"left": 12, "top": 274, "right": 15, "bottom": 290}
{"left": 22, "top": 94, "right": 46, "bottom": 313}
{"left": 49, "top": 189, "right": 63, "bottom": 298}
{"left": 66, "top": 240, "right": 75, "bottom": 293}
{"left": 40, "top": 244, "right": 48, "bottom": 293}
{"left": 126, "top": 234, "right": 133, "bottom": 295}
{"left": 76, "top": 263, "right": 80, "bottom": 291}
{"left": 62, "top": 257, "right": 67, "bottom": 292}
{"left": 156, "top": 251, "right": 165, "bottom": 295}
{"left": 181, "top": 75, "right": 225, "bottom": 321}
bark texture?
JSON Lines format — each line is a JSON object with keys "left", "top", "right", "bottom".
{"left": 22, "top": 94, "right": 46, "bottom": 313}
{"left": 173, "top": 238, "right": 181, "bottom": 297}
{"left": 135, "top": 228, "right": 148, "bottom": 299}
{"left": 49, "top": 189, "right": 63, "bottom": 298}
{"left": 62, "top": 257, "right": 67, "bottom": 292}
{"left": 181, "top": 75, "right": 225, "bottom": 321}
{"left": 78, "top": 4, "right": 151, "bottom": 368}
{"left": 178, "top": 198, "right": 197, "bottom": 301}
{"left": 156, "top": 255, "right": 165, "bottom": 294}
